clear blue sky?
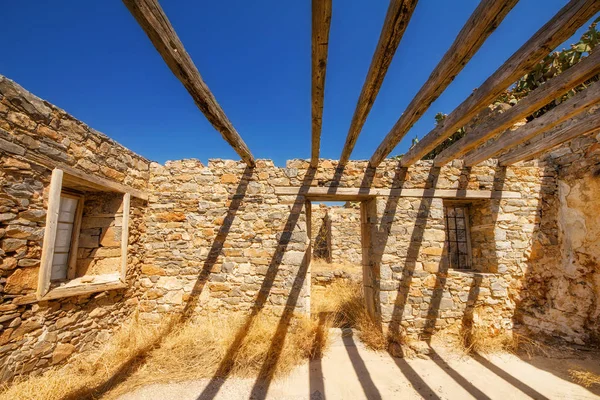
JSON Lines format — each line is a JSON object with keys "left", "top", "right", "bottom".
{"left": 1, "top": 1, "right": 596, "bottom": 166}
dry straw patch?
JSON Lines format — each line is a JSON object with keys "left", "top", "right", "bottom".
{"left": 311, "top": 258, "right": 362, "bottom": 276}
{"left": 0, "top": 311, "right": 172, "bottom": 400}
{"left": 570, "top": 369, "right": 600, "bottom": 388}
{"left": 311, "top": 279, "right": 388, "bottom": 351}
{"left": 0, "top": 311, "right": 324, "bottom": 400}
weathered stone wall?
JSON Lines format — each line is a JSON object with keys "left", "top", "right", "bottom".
{"left": 310, "top": 204, "right": 362, "bottom": 265}
{"left": 140, "top": 156, "right": 545, "bottom": 340}
{"left": 515, "top": 130, "right": 600, "bottom": 344}
{"left": 0, "top": 76, "right": 150, "bottom": 380}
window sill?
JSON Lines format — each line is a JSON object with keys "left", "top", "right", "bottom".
{"left": 40, "top": 273, "right": 127, "bottom": 301}
{"left": 448, "top": 269, "right": 497, "bottom": 277}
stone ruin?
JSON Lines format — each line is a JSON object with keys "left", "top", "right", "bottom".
{"left": 0, "top": 75, "right": 599, "bottom": 381}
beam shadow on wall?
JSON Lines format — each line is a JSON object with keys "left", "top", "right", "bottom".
{"left": 358, "top": 163, "right": 442, "bottom": 399}
{"left": 197, "top": 167, "right": 317, "bottom": 400}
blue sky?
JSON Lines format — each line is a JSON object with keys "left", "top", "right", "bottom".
{"left": 1, "top": 1, "right": 596, "bottom": 166}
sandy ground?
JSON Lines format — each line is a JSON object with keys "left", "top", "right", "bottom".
{"left": 118, "top": 329, "right": 600, "bottom": 400}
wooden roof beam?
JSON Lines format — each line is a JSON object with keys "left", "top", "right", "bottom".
{"left": 434, "top": 49, "right": 600, "bottom": 166}
{"left": 463, "top": 81, "right": 600, "bottom": 166}
{"left": 367, "top": 0, "right": 517, "bottom": 167}
{"left": 498, "top": 106, "right": 600, "bottom": 166}
{"left": 393, "top": 0, "right": 600, "bottom": 168}
{"left": 339, "top": 0, "right": 419, "bottom": 165}
{"left": 311, "top": 0, "right": 332, "bottom": 168}
{"left": 123, "top": 0, "right": 255, "bottom": 167}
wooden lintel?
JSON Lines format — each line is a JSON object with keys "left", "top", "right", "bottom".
{"left": 274, "top": 186, "right": 521, "bottom": 199}
{"left": 339, "top": 0, "right": 418, "bottom": 165}
{"left": 123, "top": 0, "right": 255, "bottom": 166}
{"left": 367, "top": 0, "right": 518, "bottom": 167}
{"left": 464, "top": 81, "right": 600, "bottom": 166}
{"left": 311, "top": 0, "right": 332, "bottom": 168}
{"left": 434, "top": 50, "right": 600, "bottom": 166}
{"left": 395, "top": 0, "right": 600, "bottom": 168}
{"left": 498, "top": 107, "right": 600, "bottom": 166}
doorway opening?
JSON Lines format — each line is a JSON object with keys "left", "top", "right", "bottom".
{"left": 306, "top": 196, "right": 380, "bottom": 333}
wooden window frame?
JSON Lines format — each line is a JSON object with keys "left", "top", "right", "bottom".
{"left": 51, "top": 191, "right": 85, "bottom": 282}
{"left": 443, "top": 201, "right": 473, "bottom": 271}
{"left": 37, "top": 168, "right": 130, "bottom": 300}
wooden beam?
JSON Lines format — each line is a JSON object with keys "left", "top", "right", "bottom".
{"left": 498, "top": 107, "right": 600, "bottom": 166}
{"left": 274, "top": 186, "right": 521, "bottom": 199}
{"left": 463, "top": 81, "right": 600, "bottom": 166}
{"left": 393, "top": 0, "right": 600, "bottom": 168}
{"left": 311, "top": 0, "right": 332, "bottom": 167}
{"left": 121, "top": 193, "right": 131, "bottom": 282}
{"left": 123, "top": 0, "right": 255, "bottom": 167}
{"left": 339, "top": 0, "right": 419, "bottom": 164}
{"left": 434, "top": 49, "right": 600, "bottom": 166}
{"left": 367, "top": 0, "right": 517, "bottom": 167}
{"left": 37, "top": 168, "right": 63, "bottom": 299}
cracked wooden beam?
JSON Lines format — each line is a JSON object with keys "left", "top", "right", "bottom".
{"left": 123, "top": 0, "right": 255, "bottom": 166}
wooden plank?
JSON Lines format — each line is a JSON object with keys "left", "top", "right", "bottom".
{"left": 434, "top": 50, "right": 600, "bottom": 166}
{"left": 66, "top": 195, "right": 85, "bottom": 280}
{"left": 37, "top": 168, "right": 63, "bottom": 299}
{"left": 120, "top": 193, "right": 131, "bottom": 282}
{"left": 392, "top": 0, "right": 600, "bottom": 168}
{"left": 367, "top": 0, "right": 517, "bottom": 166}
{"left": 339, "top": 0, "right": 419, "bottom": 164}
{"left": 498, "top": 107, "right": 600, "bottom": 166}
{"left": 40, "top": 274, "right": 127, "bottom": 301}
{"left": 311, "top": 0, "right": 332, "bottom": 167}
{"left": 23, "top": 151, "right": 148, "bottom": 200}
{"left": 123, "top": 0, "right": 255, "bottom": 166}
{"left": 274, "top": 186, "right": 522, "bottom": 199}
{"left": 463, "top": 81, "right": 600, "bottom": 166}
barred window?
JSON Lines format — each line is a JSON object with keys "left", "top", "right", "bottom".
{"left": 444, "top": 204, "right": 472, "bottom": 270}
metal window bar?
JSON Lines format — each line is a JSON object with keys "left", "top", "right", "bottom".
{"left": 444, "top": 205, "right": 472, "bottom": 270}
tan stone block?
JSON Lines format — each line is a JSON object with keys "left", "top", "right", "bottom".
{"left": 91, "top": 257, "right": 120, "bottom": 274}
{"left": 4, "top": 267, "right": 38, "bottom": 294}
{"left": 100, "top": 226, "right": 121, "bottom": 247}
{"left": 209, "top": 282, "right": 230, "bottom": 292}
{"left": 51, "top": 343, "right": 75, "bottom": 364}
{"left": 423, "top": 262, "right": 440, "bottom": 273}
{"left": 92, "top": 247, "right": 121, "bottom": 258}
{"left": 100, "top": 165, "right": 126, "bottom": 181}
{"left": 156, "top": 212, "right": 186, "bottom": 222}
{"left": 422, "top": 247, "right": 444, "bottom": 256}
{"left": 141, "top": 264, "right": 166, "bottom": 276}
{"left": 220, "top": 174, "right": 238, "bottom": 184}
{"left": 37, "top": 125, "right": 60, "bottom": 141}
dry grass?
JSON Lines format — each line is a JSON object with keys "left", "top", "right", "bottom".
{"left": 311, "top": 279, "right": 388, "bottom": 351}
{"left": 0, "top": 311, "right": 172, "bottom": 400}
{"left": 456, "top": 324, "right": 550, "bottom": 357}
{"left": 311, "top": 258, "right": 362, "bottom": 276}
{"left": 0, "top": 311, "right": 324, "bottom": 400}
{"left": 570, "top": 369, "right": 600, "bottom": 388}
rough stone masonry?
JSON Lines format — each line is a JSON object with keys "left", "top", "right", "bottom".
{"left": 1, "top": 74, "right": 599, "bottom": 380}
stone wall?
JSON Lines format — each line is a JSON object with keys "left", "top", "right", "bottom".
{"left": 515, "top": 130, "right": 600, "bottom": 344}
{"left": 139, "top": 156, "right": 545, "bottom": 340}
{"left": 0, "top": 76, "right": 150, "bottom": 380}
{"left": 310, "top": 204, "right": 362, "bottom": 265}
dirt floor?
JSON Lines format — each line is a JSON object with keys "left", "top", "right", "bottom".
{"left": 118, "top": 328, "right": 600, "bottom": 400}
